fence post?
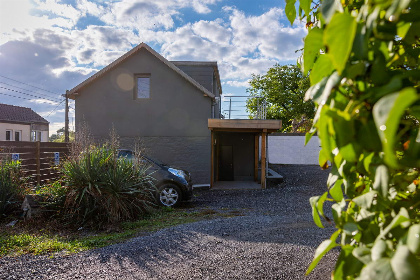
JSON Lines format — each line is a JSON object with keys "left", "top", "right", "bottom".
{"left": 36, "top": 141, "right": 41, "bottom": 186}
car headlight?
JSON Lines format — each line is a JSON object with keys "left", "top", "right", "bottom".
{"left": 168, "top": 168, "right": 186, "bottom": 179}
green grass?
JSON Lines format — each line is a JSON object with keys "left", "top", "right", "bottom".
{"left": 0, "top": 207, "right": 241, "bottom": 257}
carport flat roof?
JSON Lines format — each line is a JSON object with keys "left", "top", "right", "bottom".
{"left": 208, "top": 119, "right": 282, "bottom": 132}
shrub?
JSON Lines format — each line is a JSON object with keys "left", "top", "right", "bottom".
{"left": 61, "top": 144, "right": 155, "bottom": 227}
{"left": 0, "top": 160, "right": 28, "bottom": 218}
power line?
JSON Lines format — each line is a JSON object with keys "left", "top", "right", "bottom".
{"left": 0, "top": 91, "right": 59, "bottom": 105}
{"left": 0, "top": 74, "right": 61, "bottom": 97}
{"left": 0, "top": 81, "right": 61, "bottom": 101}
{"left": 0, "top": 86, "right": 62, "bottom": 103}
{"left": 44, "top": 99, "right": 66, "bottom": 118}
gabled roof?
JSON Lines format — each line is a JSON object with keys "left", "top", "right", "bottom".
{"left": 0, "top": 103, "right": 49, "bottom": 124}
{"left": 67, "top": 43, "right": 215, "bottom": 99}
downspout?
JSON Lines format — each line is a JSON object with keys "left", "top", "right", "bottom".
{"left": 211, "top": 99, "right": 215, "bottom": 119}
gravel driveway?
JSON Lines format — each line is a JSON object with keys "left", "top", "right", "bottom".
{"left": 0, "top": 165, "right": 338, "bottom": 279}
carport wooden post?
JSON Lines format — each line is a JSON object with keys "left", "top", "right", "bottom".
{"left": 254, "top": 134, "right": 259, "bottom": 182}
{"left": 261, "top": 130, "right": 267, "bottom": 189}
{"left": 210, "top": 129, "right": 214, "bottom": 188}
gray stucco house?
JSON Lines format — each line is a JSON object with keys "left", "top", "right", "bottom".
{"left": 68, "top": 43, "right": 281, "bottom": 186}
{"left": 68, "top": 43, "right": 221, "bottom": 183}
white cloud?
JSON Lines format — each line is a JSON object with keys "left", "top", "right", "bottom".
{"left": 223, "top": 80, "right": 250, "bottom": 88}
{"left": 0, "top": 1, "right": 307, "bottom": 132}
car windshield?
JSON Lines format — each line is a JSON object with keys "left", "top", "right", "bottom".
{"left": 118, "top": 150, "right": 167, "bottom": 166}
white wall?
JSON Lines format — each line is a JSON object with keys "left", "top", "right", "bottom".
{"left": 0, "top": 123, "right": 31, "bottom": 141}
{"left": 268, "top": 134, "right": 321, "bottom": 165}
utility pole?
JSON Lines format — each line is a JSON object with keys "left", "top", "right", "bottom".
{"left": 64, "top": 90, "right": 69, "bottom": 142}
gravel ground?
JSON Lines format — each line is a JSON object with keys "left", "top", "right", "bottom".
{"left": 0, "top": 165, "right": 338, "bottom": 280}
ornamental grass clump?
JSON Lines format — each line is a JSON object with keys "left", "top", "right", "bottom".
{"left": 61, "top": 144, "right": 155, "bottom": 227}
{"left": 0, "top": 159, "right": 28, "bottom": 218}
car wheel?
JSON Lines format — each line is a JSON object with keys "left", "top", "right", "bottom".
{"left": 157, "top": 184, "right": 181, "bottom": 207}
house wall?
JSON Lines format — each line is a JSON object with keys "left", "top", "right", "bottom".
{"left": 175, "top": 64, "right": 222, "bottom": 119}
{"left": 268, "top": 133, "right": 321, "bottom": 165}
{"left": 75, "top": 48, "right": 212, "bottom": 183}
{"left": 0, "top": 122, "right": 31, "bottom": 141}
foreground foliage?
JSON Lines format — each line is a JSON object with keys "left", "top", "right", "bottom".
{"left": 61, "top": 145, "right": 155, "bottom": 227}
{"left": 246, "top": 64, "right": 314, "bottom": 132}
{"left": 0, "top": 160, "right": 28, "bottom": 217}
{"left": 287, "top": 0, "right": 420, "bottom": 278}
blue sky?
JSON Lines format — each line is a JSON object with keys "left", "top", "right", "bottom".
{"left": 0, "top": 0, "right": 306, "bottom": 135}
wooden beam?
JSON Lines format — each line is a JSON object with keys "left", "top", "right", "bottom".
{"left": 254, "top": 134, "right": 259, "bottom": 182}
{"left": 261, "top": 132, "right": 267, "bottom": 189}
{"left": 210, "top": 130, "right": 214, "bottom": 188}
{"left": 216, "top": 133, "right": 220, "bottom": 182}
{"left": 208, "top": 119, "right": 282, "bottom": 131}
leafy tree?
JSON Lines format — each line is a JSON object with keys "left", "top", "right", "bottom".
{"left": 49, "top": 127, "right": 74, "bottom": 142}
{"left": 246, "top": 64, "right": 314, "bottom": 132}
{"left": 286, "top": 0, "right": 420, "bottom": 278}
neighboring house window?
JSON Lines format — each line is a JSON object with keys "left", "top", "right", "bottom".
{"left": 15, "top": 130, "right": 21, "bottom": 142}
{"left": 6, "top": 130, "right": 12, "bottom": 141}
{"left": 135, "top": 74, "right": 150, "bottom": 99}
{"left": 31, "top": 131, "right": 42, "bottom": 141}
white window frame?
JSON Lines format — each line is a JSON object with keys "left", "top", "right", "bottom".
{"left": 134, "top": 74, "right": 151, "bottom": 99}
{"left": 31, "top": 130, "right": 42, "bottom": 142}
{"left": 6, "top": 129, "right": 13, "bottom": 141}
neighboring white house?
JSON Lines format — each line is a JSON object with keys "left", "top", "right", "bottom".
{"left": 0, "top": 103, "right": 49, "bottom": 142}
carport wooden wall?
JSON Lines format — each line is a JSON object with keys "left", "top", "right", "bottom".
{"left": 210, "top": 130, "right": 267, "bottom": 189}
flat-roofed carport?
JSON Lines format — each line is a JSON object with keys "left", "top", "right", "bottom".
{"left": 208, "top": 119, "right": 282, "bottom": 189}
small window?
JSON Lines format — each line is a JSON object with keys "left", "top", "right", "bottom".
{"left": 135, "top": 75, "right": 150, "bottom": 99}
{"left": 6, "top": 130, "right": 12, "bottom": 141}
{"left": 31, "top": 131, "right": 42, "bottom": 141}
{"left": 15, "top": 131, "right": 21, "bottom": 142}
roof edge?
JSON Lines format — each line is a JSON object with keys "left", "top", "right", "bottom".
{"left": 67, "top": 43, "right": 215, "bottom": 100}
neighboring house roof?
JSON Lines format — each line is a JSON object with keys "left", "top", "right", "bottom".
{"left": 67, "top": 43, "right": 216, "bottom": 99}
{"left": 0, "top": 103, "right": 49, "bottom": 124}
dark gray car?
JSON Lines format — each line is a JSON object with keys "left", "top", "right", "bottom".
{"left": 117, "top": 149, "right": 193, "bottom": 207}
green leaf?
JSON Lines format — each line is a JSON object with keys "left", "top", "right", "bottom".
{"left": 390, "top": 245, "right": 420, "bottom": 280}
{"left": 310, "top": 195, "right": 324, "bottom": 228}
{"left": 285, "top": 0, "right": 297, "bottom": 25}
{"left": 373, "top": 88, "right": 419, "bottom": 168}
{"left": 299, "top": 0, "right": 311, "bottom": 18}
{"left": 317, "top": 191, "right": 329, "bottom": 219}
{"left": 305, "top": 130, "right": 315, "bottom": 146}
{"left": 330, "top": 179, "right": 343, "bottom": 201}
{"left": 335, "top": 245, "right": 364, "bottom": 279}
{"left": 324, "top": 13, "right": 357, "bottom": 74}
{"left": 343, "top": 222, "right": 358, "bottom": 236}
{"left": 358, "top": 258, "right": 396, "bottom": 280}
{"left": 406, "top": 224, "right": 420, "bottom": 255}
{"left": 373, "top": 165, "right": 389, "bottom": 198}
{"left": 306, "top": 237, "right": 338, "bottom": 275}
{"left": 310, "top": 54, "right": 334, "bottom": 84}
{"left": 321, "top": 0, "right": 343, "bottom": 23}
{"left": 379, "top": 208, "right": 411, "bottom": 240}
{"left": 372, "top": 239, "right": 387, "bottom": 261}
{"left": 304, "top": 28, "right": 323, "bottom": 75}
{"left": 352, "top": 191, "right": 377, "bottom": 209}
{"left": 353, "top": 246, "right": 372, "bottom": 265}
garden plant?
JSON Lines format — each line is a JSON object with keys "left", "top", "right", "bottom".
{"left": 286, "top": 0, "right": 420, "bottom": 278}
{"left": 0, "top": 159, "right": 28, "bottom": 218}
